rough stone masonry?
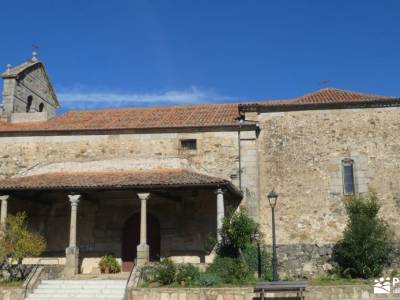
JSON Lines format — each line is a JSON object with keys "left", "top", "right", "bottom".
{"left": 0, "top": 53, "right": 400, "bottom": 277}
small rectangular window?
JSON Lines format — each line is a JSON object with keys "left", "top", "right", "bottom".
{"left": 180, "top": 139, "right": 197, "bottom": 150}
{"left": 342, "top": 159, "right": 355, "bottom": 195}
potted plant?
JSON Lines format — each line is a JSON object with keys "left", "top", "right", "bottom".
{"left": 99, "top": 255, "right": 121, "bottom": 274}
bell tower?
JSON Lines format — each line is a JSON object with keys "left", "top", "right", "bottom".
{"left": 1, "top": 52, "right": 59, "bottom": 123}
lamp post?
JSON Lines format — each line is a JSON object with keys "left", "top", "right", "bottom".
{"left": 254, "top": 232, "right": 262, "bottom": 279}
{"left": 268, "top": 190, "right": 278, "bottom": 281}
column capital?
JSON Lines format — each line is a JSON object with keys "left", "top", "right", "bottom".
{"left": 0, "top": 195, "right": 9, "bottom": 202}
{"left": 215, "top": 188, "right": 226, "bottom": 195}
{"left": 137, "top": 193, "right": 150, "bottom": 201}
{"left": 68, "top": 194, "right": 81, "bottom": 205}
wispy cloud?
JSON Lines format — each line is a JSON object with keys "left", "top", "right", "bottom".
{"left": 57, "top": 86, "right": 235, "bottom": 112}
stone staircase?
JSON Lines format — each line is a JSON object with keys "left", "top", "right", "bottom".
{"left": 25, "top": 279, "right": 127, "bottom": 300}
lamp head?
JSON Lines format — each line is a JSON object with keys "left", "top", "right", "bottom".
{"left": 267, "top": 190, "right": 278, "bottom": 207}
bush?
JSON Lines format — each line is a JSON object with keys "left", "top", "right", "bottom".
{"left": 242, "top": 243, "right": 272, "bottom": 281}
{"left": 195, "top": 272, "right": 222, "bottom": 287}
{"left": 217, "top": 208, "right": 259, "bottom": 258}
{"left": 176, "top": 263, "right": 200, "bottom": 286}
{"left": 98, "top": 255, "right": 121, "bottom": 273}
{"left": 141, "top": 264, "right": 157, "bottom": 283}
{"left": 153, "top": 258, "right": 177, "bottom": 285}
{"left": 0, "top": 212, "right": 46, "bottom": 280}
{"left": 332, "top": 193, "right": 394, "bottom": 279}
{"left": 207, "top": 256, "right": 253, "bottom": 284}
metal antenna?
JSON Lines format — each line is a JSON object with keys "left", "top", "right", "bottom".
{"left": 318, "top": 79, "right": 331, "bottom": 86}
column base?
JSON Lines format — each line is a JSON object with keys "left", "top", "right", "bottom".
{"left": 136, "top": 243, "right": 149, "bottom": 266}
{"left": 64, "top": 246, "right": 79, "bottom": 277}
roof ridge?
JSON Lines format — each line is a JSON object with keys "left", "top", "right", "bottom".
{"left": 62, "top": 101, "right": 240, "bottom": 115}
{"left": 296, "top": 87, "right": 392, "bottom": 100}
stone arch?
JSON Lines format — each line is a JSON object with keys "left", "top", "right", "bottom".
{"left": 38, "top": 102, "right": 45, "bottom": 112}
{"left": 121, "top": 212, "right": 160, "bottom": 271}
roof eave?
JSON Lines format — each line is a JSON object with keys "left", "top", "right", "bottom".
{"left": 0, "top": 181, "right": 243, "bottom": 199}
{"left": 0, "top": 123, "right": 257, "bottom": 136}
{"left": 239, "top": 98, "right": 400, "bottom": 113}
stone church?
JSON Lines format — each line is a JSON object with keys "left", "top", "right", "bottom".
{"left": 0, "top": 53, "right": 399, "bottom": 277}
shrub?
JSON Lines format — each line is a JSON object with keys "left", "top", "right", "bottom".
{"left": 242, "top": 243, "right": 272, "bottom": 280}
{"left": 332, "top": 193, "right": 394, "bottom": 278}
{"left": 207, "top": 256, "right": 253, "bottom": 284}
{"left": 195, "top": 272, "right": 222, "bottom": 287}
{"left": 141, "top": 264, "right": 157, "bottom": 283}
{"left": 176, "top": 263, "right": 200, "bottom": 286}
{"left": 0, "top": 212, "right": 46, "bottom": 280}
{"left": 98, "top": 255, "right": 121, "bottom": 273}
{"left": 153, "top": 258, "right": 177, "bottom": 285}
{"left": 217, "top": 208, "right": 259, "bottom": 258}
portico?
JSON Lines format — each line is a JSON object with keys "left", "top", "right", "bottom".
{"left": 0, "top": 169, "right": 241, "bottom": 275}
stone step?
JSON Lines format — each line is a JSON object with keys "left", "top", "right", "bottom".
{"left": 38, "top": 284, "right": 125, "bottom": 289}
{"left": 34, "top": 289, "right": 124, "bottom": 294}
{"left": 28, "top": 294, "right": 124, "bottom": 298}
{"left": 41, "top": 280, "right": 126, "bottom": 285}
{"left": 27, "top": 293, "right": 124, "bottom": 299}
{"left": 27, "top": 294, "right": 124, "bottom": 298}
{"left": 27, "top": 279, "right": 126, "bottom": 300}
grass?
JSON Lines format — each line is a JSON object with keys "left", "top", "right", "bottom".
{"left": 309, "top": 275, "right": 370, "bottom": 286}
{"left": 0, "top": 280, "right": 23, "bottom": 288}
{"left": 141, "top": 276, "right": 372, "bottom": 288}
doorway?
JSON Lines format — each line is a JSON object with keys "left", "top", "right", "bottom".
{"left": 122, "top": 213, "right": 160, "bottom": 271}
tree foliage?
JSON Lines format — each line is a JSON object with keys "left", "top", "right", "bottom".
{"left": 0, "top": 212, "right": 46, "bottom": 280}
{"left": 217, "top": 208, "right": 259, "bottom": 258}
{"left": 212, "top": 208, "right": 272, "bottom": 282}
{"left": 332, "top": 193, "right": 394, "bottom": 279}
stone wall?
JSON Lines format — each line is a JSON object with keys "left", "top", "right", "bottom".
{"left": 0, "top": 130, "right": 257, "bottom": 272}
{"left": 0, "top": 288, "right": 23, "bottom": 300}
{"left": 2, "top": 63, "right": 57, "bottom": 120}
{"left": 0, "top": 131, "right": 240, "bottom": 184}
{"left": 0, "top": 285, "right": 391, "bottom": 300}
{"left": 127, "top": 285, "right": 385, "bottom": 300}
{"left": 9, "top": 189, "right": 222, "bottom": 273}
{"left": 257, "top": 107, "right": 400, "bottom": 276}
{"left": 277, "top": 244, "right": 334, "bottom": 279}
{"left": 0, "top": 130, "right": 257, "bottom": 216}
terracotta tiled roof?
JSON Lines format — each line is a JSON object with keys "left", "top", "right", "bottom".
{"left": 0, "top": 169, "right": 241, "bottom": 196}
{"left": 0, "top": 103, "right": 241, "bottom": 133}
{"left": 0, "top": 88, "right": 397, "bottom": 133}
{"left": 242, "top": 88, "right": 398, "bottom": 109}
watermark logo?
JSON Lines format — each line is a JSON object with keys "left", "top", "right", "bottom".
{"left": 374, "top": 277, "right": 391, "bottom": 294}
{"left": 373, "top": 277, "right": 400, "bottom": 294}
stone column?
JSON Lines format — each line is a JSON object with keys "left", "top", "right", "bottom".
{"left": 0, "top": 195, "right": 9, "bottom": 226}
{"left": 137, "top": 193, "right": 150, "bottom": 266}
{"left": 216, "top": 188, "right": 225, "bottom": 242}
{"left": 65, "top": 194, "right": 81, "bottom": 277}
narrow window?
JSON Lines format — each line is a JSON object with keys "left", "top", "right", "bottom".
{"left": 180, "top": 139, "right": 197, "bottom": 150}
{"left": 26, "top": 96, "right": 33, "bottom": 112}
{"left": 342, "top": 159, "right": 355, "bottom": 195}
{"left": 38, "top": 103, "right": 44, "bottom": 112}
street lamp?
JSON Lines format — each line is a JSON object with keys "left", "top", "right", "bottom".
{"left": 254, "top": 232, "right": 262, "bottom": 279}
{"left": 267, "top": 190, "right": 278, "bottom": 281}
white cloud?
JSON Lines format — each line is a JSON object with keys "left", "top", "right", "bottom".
{"left": 57, "top": 86, "right": 234, "bottom": 111}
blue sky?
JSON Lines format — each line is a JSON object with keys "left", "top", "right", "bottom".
{"left": 0, "top": 0, "right": 399, "bottom": 113}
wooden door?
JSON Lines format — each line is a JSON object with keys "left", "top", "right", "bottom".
{"left": 122, "top": 213, "right": 160, "bottom": 272}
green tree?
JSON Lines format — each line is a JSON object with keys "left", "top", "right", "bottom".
{"left": 211, "top": 208, "right": 272, "bottom": 283}
{"left": 217, "top": 208, "right": 259, "bottom": 258}
{"left": 332, "top": 193, "right": 394, "bottom": 279}
{"left": 0, "top": 212, "right": 46, "bottom": 279}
